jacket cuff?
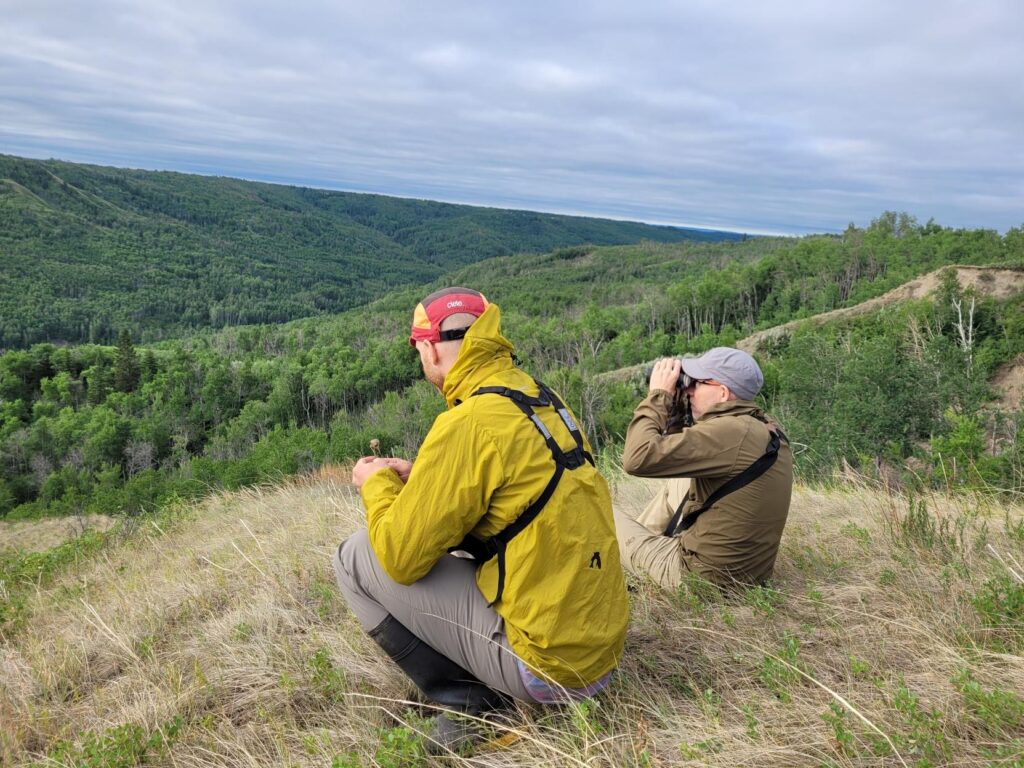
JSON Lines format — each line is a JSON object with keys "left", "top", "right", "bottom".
{"left": 360, "top": 468, "right": 403, "bottom": 511}
{"left": 641, "top": 389, "right": 674, "bottom": 421}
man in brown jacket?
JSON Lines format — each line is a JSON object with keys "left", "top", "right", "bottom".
{"left": 615, "top": 347, "right": 793, "bottom": 587}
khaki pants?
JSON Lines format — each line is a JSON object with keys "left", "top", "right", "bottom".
{"left": 614, "top": 478, "right": 692, "bottom": 589}
{"left": 333, "top": 530, "right": 533, "bottom": 701}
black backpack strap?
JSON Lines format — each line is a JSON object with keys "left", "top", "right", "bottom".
{"left": 450, "top": 378, "right": 591, "bottom": 605}
{"left": 471, "top": 462, "right": 566, "bottom": 605}
{"left": 472, "top": 385, "right": 550, "bottom": 407}
{"left": 471, "top": 382, "right": 593, "bottom": 470}
{"left": 663, "top": 430, "right": 783, "bottom": 537}
{"left": 536, "top": 381, "right": 594, "bottom": 468}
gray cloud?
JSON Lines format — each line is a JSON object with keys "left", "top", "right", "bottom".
{"left": 2, "top": 0, "right": 1022, "bottom": 234}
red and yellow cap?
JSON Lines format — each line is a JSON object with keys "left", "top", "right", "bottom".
{"left": 409, "top": 287, "right": 489, "bottom": 346}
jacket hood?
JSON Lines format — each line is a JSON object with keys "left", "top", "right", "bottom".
{"left": 442, "top": 303, "right": 516, "bottom": 407}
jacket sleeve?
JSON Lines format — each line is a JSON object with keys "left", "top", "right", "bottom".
{"left": 360, "top": 407, "right": 505, "bottom": 585}
{"left": 622, "top": 392, "right": 750, "bottom": 479}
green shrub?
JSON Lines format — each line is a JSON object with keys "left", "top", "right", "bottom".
{"left": 0, "top": 529, "right": 108, "bottom": 633}
{"left": 890, "top": 680, "right": 950, "bottom": 763}
{"left": 744, "top": 584, "right": 785, "bottom": 618}
{"left": 374, "top": 724, "right": 427, "bottom": 767}
{"left": 309, "top": 647, "right": 347, "bottom": 704}
{"left": 39, "top": 715, "right": 183, "bottom": 768}
{"left": 972, "top": 574, "right": 1024, "bottom": 651}
{"left": 953, "top": 668, "right": 1024, "bottom": 736}
{"left": 759, "top": 631, "right": 804, "bottom": 702}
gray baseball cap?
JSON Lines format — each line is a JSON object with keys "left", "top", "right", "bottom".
{"left": 680, "top": 347, "right": 764, "bottom": 401}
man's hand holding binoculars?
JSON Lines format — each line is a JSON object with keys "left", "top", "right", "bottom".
{"left": 648, "top": 358, "right": 683, "bottom": 399}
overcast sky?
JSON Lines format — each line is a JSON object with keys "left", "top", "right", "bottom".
{"left": 2, "top": 1, "right": 1022, "bottom": 235}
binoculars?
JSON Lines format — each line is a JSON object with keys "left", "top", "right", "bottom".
{"left": 644, "top": 359, "right": 699, "bottom": 392}
{"left": 643, "top": 360, "right": 694, "bottom": 429}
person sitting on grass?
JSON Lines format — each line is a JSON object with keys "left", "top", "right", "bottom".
{"left": 615, "top": 347, "right": 793, "bottom": 589}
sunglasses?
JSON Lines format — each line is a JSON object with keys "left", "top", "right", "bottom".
{"left": 682, "top": 375, "right": 717, "bottom": 390}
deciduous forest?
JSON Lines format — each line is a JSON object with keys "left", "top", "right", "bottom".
{"left": 0, "top": 154, "right": 734, "bottom": 348}
{"left": 2, "top": 180, "right": 1023, "bottom": 522}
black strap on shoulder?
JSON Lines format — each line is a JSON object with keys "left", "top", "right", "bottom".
{"left": 450, "top": 378, "right": 592, "bottom": 606}
{"left": 663, "top": 429, "right": 784, "bottom": 537}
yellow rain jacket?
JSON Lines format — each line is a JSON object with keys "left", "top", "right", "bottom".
{"left": 360, "top": 304, "right": 628, "bottom": 687}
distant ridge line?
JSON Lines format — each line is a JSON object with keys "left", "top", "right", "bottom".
{"left": 737, "top": 265, "right": 1024, "bottom": 353}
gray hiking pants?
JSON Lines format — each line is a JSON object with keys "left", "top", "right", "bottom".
{"left": 332, "top": 529, "right": 533, "bottom": 702}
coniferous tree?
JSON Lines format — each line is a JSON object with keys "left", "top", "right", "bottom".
{"left": 85, "top": 365, "right": 112, "bottom": 406}
{"left": 114, "top": 330, "right": 141, "bottom": 393}
{"left": 140, "top": 349, "right": 158, "bottom": 383}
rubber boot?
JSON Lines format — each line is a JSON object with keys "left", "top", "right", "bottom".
{"left": 368, "top": 614, "right": 512, "bottom": 753}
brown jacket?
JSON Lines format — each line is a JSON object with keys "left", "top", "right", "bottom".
{"left": 622, "top": 392, "right": 793, "bottom": 585}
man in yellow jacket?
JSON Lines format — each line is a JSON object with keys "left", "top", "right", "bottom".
{"left": 333, "top": 287, "right": 628, "bottom": 753}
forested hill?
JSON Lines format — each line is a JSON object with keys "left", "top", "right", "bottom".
{"left": 3, "top": 214, "right": 1024, "bottom": 527}
{"left": 0, "top": 154, "right": 739, "bottom": 349}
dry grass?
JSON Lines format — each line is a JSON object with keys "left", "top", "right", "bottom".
{"left": 0, "top": 515, "right": 116, "bottom": 555}
{"left": 2, "top": 473, "right": 1022, "bottom": 767}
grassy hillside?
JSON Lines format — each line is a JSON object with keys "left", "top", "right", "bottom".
{"left": 1, "top": 473, "right": 1021, "bottom": 766}
{"left": 0, "top": 154, "right": 737, "bottom": 348}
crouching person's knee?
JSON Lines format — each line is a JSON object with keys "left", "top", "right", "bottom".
{"left": 331, "top": 529, "right": 391, "bottom": 631}
{"left": 332, "top": 528, "right": 372, "bottom": 594}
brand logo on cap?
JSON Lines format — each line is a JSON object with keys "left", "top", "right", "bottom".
{"left": 446, "top": 300, "right": 464, "bottom": 309}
